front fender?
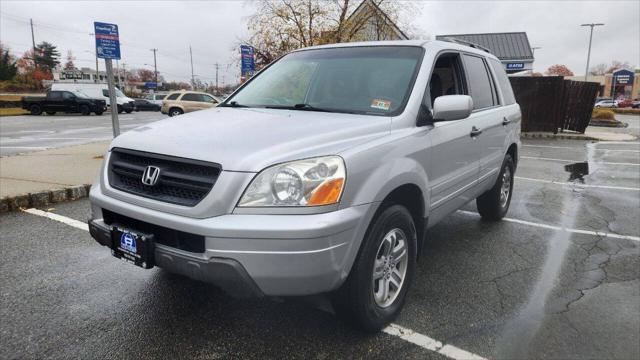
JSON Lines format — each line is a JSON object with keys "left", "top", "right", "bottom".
{"left": 339, "top": 156, "right": 429, "bottom": 217}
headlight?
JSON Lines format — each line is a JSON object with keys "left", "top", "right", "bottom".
{"left": 238, "top": 156, "right": 346, "bottom": 207}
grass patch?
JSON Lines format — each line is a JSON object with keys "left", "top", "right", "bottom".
{"left": 0, "top": 108, "right": 29, "bottom": 116}
{"left": 0, "top": 95, "right": 24, "bottom": 102}
{"left": 592, "top": 108, "right": 616, "bottom": 120}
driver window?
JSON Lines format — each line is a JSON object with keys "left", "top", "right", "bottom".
{"left": 429, "top": 54, "right": 466, "bottom": 107}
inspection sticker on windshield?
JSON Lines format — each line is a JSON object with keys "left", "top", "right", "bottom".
{"left": 371, "top": 99, "right": 391, "bottom": 111}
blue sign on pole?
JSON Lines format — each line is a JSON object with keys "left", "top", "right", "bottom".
{"left": 94, "top": 22, "right": 121, "bottom": 60}
{"left": 240, "top": 45, "right": 255, "bottom": 78}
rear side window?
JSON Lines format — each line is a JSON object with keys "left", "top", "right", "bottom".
{"left": 49, "top": 91, "right": 62, "bottom": 100}
{"left": 166, "top": 93, "right": 180, "bottom": 100}
{"left": 181, "top": 93, "right": 201, "bottom": 101}
{"left": 463, "top": 55, "right": 496, "bottom": 110}
{"left": 488, "top": 58, "right": 516, "bottom": 105}
{"left": 156, "top": 95, "right": 166, "bottom": 100}
{"left": 102, "top": 89, "right": 109, "bottom": 97}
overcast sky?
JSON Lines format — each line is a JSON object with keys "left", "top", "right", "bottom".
{"left": 1, "top": 0, "right": 639, "bottom": 84}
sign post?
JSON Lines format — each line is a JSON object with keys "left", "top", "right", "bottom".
{"left": 94, "top": 21, "right": 121, "bottom": 137}
{"left": 240, "top": 45, "right": 255, "bottom": 84}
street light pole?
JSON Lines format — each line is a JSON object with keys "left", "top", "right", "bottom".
{"left": 150, "top": 48, "right": 158, "bottom": 86}
{"left": 581, "top": 23, "right": 604, "bottom": 81}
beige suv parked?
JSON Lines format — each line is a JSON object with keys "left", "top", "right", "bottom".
{"left": 161, "top": 90, "right": 220, "bottom": 116}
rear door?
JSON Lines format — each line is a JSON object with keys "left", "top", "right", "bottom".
{"left": 461, "top": 54, "right": 505, "bottom": 193}
{"left": 45, "top": 91, "right": 64, "bottom": 112}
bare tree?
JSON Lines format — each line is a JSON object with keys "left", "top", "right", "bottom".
{"left": 244, "top": 0, "right": 415, "bottom": 67}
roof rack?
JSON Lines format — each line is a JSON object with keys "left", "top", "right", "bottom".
{"left": 440, "top": 37, "right": 492, "bottom": 54}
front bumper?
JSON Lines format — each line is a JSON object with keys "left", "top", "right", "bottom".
{"left": 89, "top": 185, "right": 377, "bottom": 297}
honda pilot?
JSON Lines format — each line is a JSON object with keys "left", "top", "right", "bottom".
{"left": 89, "top": 40, "right": 521, "bottom": 332}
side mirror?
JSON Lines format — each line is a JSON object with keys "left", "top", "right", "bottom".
{"left": 432, "top": 95, "right": 473, "bottom": 121}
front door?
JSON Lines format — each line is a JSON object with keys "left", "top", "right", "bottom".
{"left": 425, "top": 52, "right": 482, "bottom": 224}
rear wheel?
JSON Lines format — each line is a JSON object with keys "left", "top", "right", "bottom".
{"left": 95, "top": 110, "right": 104, "bottom": 116}
{"left": 169, "top": 107, "right": 183, "bottom": 117}
{"left": 476, "top": 154, "right": 514, "bottom": 221}
{"left": 125, "top": 108, "right": 133, "bottom": 114}
{"left": 45, "top": 111, "right": 56, "bottom": 115}
{"left": 29, "top": 104, "right": 42, "bottom": 115}
{"left": 80, "top": 105, "right": 91, "bottom": 116}
{"left": 332, "top": 204, "right": 416, "bottom": 332}
{"left": 117, "top": 105, "right": 123, "bottom": 114}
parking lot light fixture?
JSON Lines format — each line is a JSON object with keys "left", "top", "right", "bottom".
{"left": 581, "top": 23, "right": 604, "bottom": 81}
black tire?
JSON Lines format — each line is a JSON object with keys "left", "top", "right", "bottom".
{"left": 95, "top": 110, "right": 104, "bottom": 116}
{"left": 332, "top": 204, "right": 417, "bottom": 332}
{"left": 80, "top": 105, "right": 91, "bottom": 116}
{"left": 169, "top": 107, "right": 183, "bottom": 117}
{"left": 117, "top": 105, "right": 123, "bottom": 114}
{"left": 45, "top": 111, "right": 55, "bottom": 115}
{"left": 125, "top": 109, "right": 133, "bottom": 114}
{"left": 29, "top": 104, "right": 42, "bottom": 115}
{"left": 476, "top": 154, "right": 515, "bottom": 221}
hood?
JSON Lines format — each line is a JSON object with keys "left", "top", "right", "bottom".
{"left": 110, "top": 107, "right": 390, "bottom": 172}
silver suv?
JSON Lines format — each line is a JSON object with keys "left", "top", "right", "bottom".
{"left": 89, "top": 40, "right": 520, "bottom": 332}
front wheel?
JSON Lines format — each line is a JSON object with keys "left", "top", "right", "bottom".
{"left": 476, "top": 154, "right": 515, "bottom": 221}
{"left": 125, "top": 109, "right": 133, "bottom": 114}
{"left": 169, "top": 108, "right": 183, "bottom": 117}
{"left": 332, "top": 204, "right": 417, "bottom": 332}
{"left": 80, "top": 105, "right": 91, "bottom": 116}
{"left": 95, "top": 110, "right": 104, "bottom": 116}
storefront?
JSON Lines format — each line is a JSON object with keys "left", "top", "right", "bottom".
{"left": 606, "top": 69, "right": 638, "bottom": 100}
{"left": 436, "top": 32, "right": 535, "bottom": 74}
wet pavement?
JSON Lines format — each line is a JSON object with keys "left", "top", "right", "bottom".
{"left": 0, "top": 111, "right": 165, "bottom": 156}
{"left": 1, "top": 138, "right": 638, "bottom": 359}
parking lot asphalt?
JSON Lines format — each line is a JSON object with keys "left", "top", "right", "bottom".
{"left": 0, "top": 111, "right": 165, "bottom": 156}
{"left": 1, "top": 138, "right": 639, "bottom": 359}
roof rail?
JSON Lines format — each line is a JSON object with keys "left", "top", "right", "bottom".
{"left": 440, "top": 37, "right": 492, "bottom": 54}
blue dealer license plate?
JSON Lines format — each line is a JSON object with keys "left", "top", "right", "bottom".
{"left": 111, "top": 227, "right": 155, "bottom": 269}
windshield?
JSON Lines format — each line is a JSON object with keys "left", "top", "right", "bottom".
{"left": 226, "top": 46, "right": 424, "bottom": 116}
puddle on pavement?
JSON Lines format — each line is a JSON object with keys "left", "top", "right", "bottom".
{"left": 564, "top": 162, "right": 589, "bottom": 183}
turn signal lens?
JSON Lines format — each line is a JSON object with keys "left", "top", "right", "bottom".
{"left": 308, "top": 178, "right": 345, "bottom": 206}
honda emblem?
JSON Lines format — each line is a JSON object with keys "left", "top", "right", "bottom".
{"left": 141, "top": 166, "right": 161, "bottom": 186}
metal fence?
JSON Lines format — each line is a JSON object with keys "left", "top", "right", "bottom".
{"left": 509, "top": 77, "right": 600, "bottom": 134}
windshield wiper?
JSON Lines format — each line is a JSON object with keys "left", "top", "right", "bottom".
{"left": 219, "top": 101, "right": 249, "bottom": 108}
{"left": 264, "top": 103, "right": 341, "bottom": 113}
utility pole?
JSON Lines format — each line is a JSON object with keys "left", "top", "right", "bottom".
{"left": 90, "top": 33, "right": 99, "bottom": 82}
{"left": 30, "top": 18, "right": 37, "bottom": 68}
{"left": 150, "top": 48, "right": 158, "bottom": 86}
{"left": 122, "top": 63, "right": 127, "bottom": 89}
{"left": 189, "top": 46, "right": 195, "bottom": 89}
{"left": 116, "top": 60, "right": 121, "bottom": 87}
{"left": 581, "top": 23, "right": 604, "bottom": 81}
{"left": 215, "top": 63, "right": 219, "bottom": 94}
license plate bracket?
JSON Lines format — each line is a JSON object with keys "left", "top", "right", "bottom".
{"left": 111, "top": 226, "right": 155, "bottom": 269}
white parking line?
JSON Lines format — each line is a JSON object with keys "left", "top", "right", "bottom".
{"left": 383, "top": 324, "right": 487, "bottom": 360}
{"left": 22, "top": 208, "right": 89, "bottom": 231}
{"left": 515, "top": 176, "right": 640, "bottom": 191}
{"left": 523, "top": 144, "right": 640, "bottom": 153}
{"left": 521, "top": 156, "right": 640, "bottom": 166}
{"left": 457, "top": 210, "right": 640, "bottom": 242}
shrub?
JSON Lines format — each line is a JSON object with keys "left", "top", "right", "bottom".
{"left": 591, "top": 108, "right": 616, "bottom": 120}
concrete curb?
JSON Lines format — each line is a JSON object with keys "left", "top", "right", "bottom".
{"left": 0, "top": 184, "right": 91, "bottom": 213}
{"left": 520, "top": 133, "right": 599, "bottom": 141}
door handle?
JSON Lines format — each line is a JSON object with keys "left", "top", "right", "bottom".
{"left": 470, "top": 126, "right": 482, "bottom": 137}
{"left": 502, "top": 117, "right": 511, "bottom": 126}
